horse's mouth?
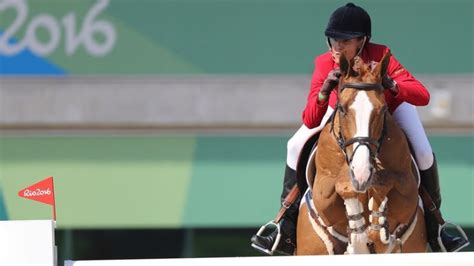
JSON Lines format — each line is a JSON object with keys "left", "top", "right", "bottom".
{"left": 350, "top": 168, "right": 374, "bottom": 193}
{"left": 351, "top": 180, "right": 370, "bottom": 193}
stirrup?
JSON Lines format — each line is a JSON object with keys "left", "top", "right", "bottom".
{"left": 251, "top": 220, "right": 281, "bottom": 255}
{"left": 437, "top": 221, "right": 470, "bottom": 252}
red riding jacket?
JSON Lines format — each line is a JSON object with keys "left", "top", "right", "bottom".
{"left": 302, "top": 42, "right": 430, "bottom": 129}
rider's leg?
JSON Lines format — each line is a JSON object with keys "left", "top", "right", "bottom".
{"left": 251, "top": 125, "right": 317, "bottom": 255}
{"left": 251, "top": 165, "right": 299, "bottom": 255}
{"left": 251, "top": 108, "right": 334, "bottom": 255}
{"left": 392, "top": 103, "right": 468, "bottom": 252}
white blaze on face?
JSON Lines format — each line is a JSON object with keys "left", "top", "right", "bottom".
{"left": 349, "top": 91, "right": 373, "bottom": 184}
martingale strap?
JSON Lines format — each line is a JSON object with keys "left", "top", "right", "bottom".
{"left": 394, "top": 208, "right": 419, "bottom": 240}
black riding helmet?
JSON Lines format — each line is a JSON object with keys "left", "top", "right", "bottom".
{"left": 325, "top": 3, "right": 371, "bottom": 40}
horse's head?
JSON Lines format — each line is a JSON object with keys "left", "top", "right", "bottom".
{"left": 334, "top": 52, "right": 391, "bottom": 193}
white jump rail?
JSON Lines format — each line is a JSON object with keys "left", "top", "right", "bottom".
{"left": 0, "top": 220, "right": 56, "bottom": 266}
{"left": 66, "top": 252, "right": 474, "bottom": 266}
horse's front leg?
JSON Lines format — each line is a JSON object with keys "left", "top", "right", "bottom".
{"left": 366, "top": 193, "right": 396, "bottom": 253}
{"left": 335, "top": 180, "right": 370, "bottom": 254}
{"left": 367, "top": 176, "right": 422, "bottom": 253}
{"left": 367, "top": 184, "right": 411, "bottom": 253}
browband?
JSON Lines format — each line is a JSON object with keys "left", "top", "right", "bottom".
{"left": 341, "top": 82, "right": 384, "bottom": 91}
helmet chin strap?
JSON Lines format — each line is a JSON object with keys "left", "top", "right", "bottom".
{"left": 326, "top": 38, "right": 332, "bottom": 50}
{"left": 355, "top": 36, "right": 367, "bottom": 58}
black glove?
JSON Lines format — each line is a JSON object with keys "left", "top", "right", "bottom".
{"left": 382, "top": 75, "right": 398, "bottom": 95}
{"left": 320, "top": 68, "right": 341, "bottom": 96}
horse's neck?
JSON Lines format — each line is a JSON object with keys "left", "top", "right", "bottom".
{"left": 317, "top": 112, "right": 413, "bottom": 178}
{"left": 311, "top": 122, "right": 350, "bottom": 229}
{"left": 315, "top": 121, "right": 347, "bottom": 175}
{"left": 316, "top": 112, "right": 416, "bottom": 195}
{"left": 377, "top": 114, "right": 413, "bottom": 172}
{"left": 371, "top": 114, "right": 419, "bottom": 224}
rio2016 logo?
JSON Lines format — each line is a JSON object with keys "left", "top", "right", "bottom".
{"left": 0, "top": 0, "right": 117, "bottom": 57}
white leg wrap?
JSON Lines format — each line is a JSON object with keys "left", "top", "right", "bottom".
{"left": 344, "top": 198, "right": 370, "bottom": 254}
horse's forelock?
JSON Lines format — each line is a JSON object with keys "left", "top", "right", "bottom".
{"left": 339, "top": 59, "right": 386, "bottom": 112}
{"left": 342, "top": 58, "right": 379, "bottom": 84}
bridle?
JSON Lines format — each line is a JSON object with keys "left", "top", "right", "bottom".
{"left": 330, "top": 82, "right": 388, "bottom": 167}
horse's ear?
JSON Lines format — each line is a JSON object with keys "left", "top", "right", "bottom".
{"left": 373, "top": 51, "right": 392, "bottom": 78}
{"left": 339, "top": 53, "right": 352, "bottom": 78}
{"left": 355, "top": 57, "right": 367, "bottom": 77}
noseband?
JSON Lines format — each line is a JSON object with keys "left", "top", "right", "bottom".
{"left": 330, "top": 82, "right": 388, "bottom": 166}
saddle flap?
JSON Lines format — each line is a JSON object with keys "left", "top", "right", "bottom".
{"left": 306, "top": 146, "right": 318, "bottom": 189}
{"left": 295, "top": 131, "right": 321, "bottom": 193}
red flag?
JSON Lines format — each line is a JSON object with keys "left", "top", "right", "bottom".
{"left": 18, "top": 176, "right": 56, "bottom": 220}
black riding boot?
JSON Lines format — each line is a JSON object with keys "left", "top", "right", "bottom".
{"left": 420, "top": 154, "right": 469, "bottom": 252}
{"left": 251, "top": 165, "right": 300, "bottom": 255}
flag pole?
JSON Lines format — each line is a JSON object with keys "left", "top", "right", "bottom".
{"left": 51, "top": 177, "right": 56, "bottom": 221}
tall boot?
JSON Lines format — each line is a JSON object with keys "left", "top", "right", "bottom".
{"left": 251, "top": 165, "right": 300, "bottom": 255}
{"left": 420, "top": 154, "right": 469, "bottom": 252}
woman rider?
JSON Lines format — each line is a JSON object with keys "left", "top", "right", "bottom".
{"left": 251, "top": 2, "right": 469, "bottom": 255}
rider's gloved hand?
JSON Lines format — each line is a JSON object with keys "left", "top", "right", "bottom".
{"left": 382, "top": 75, "right": 399, "bottom": 96}
{"left": 319, "top": 68, "right": 341, "bottom": 101}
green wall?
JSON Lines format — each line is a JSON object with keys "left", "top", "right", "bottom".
{"left": 0, "top": 134, "right": 472, "bottom": 228}
{"left": 1, "top": 0, "right": 472, "bottom": 74}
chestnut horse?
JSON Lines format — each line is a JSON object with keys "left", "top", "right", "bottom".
{"left": 296, "top": 52, "right": 427, "bottom": 254}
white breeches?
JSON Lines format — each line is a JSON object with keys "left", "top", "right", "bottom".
{"left": 286, "top": 107, "right": 335, "bottom": 170}
{"left": 286, "top": 102, "right": 434, "bottom": 171}
{"left": 391, "top": 102, "right": 433, "bottom": 170}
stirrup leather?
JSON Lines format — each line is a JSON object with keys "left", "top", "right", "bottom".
{"left": 437, "top": 221, "right": 470, "bottom": 252}
{"left": 251, "top": 221, "right": 282, "bottom": 255}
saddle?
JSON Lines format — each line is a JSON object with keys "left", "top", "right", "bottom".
{"left": 295, "top": 131, "right": 320, "bottom": 193}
